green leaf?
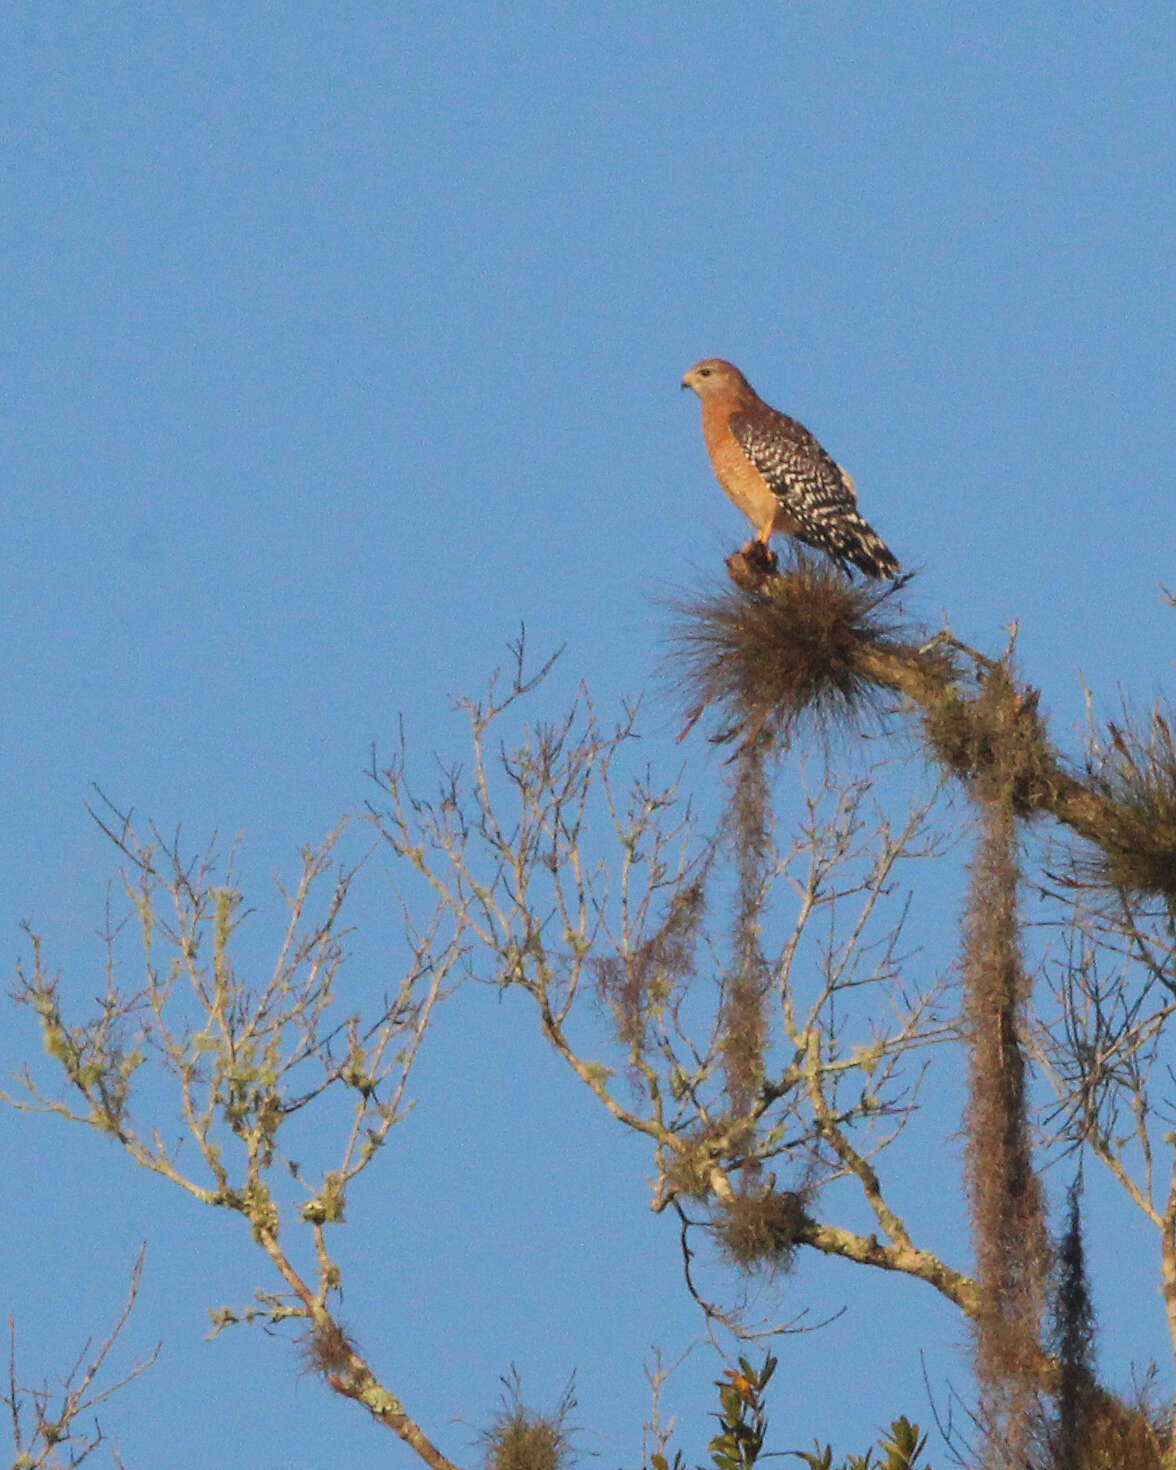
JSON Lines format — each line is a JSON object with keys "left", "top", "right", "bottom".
{"left": 787, "top": 1448, "right": 833, "bottom": 1470}
{"left": 879, "top": 1418, "right": 926, "bottom": 1470}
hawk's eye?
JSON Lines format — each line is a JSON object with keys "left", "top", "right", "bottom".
{"left": 698, "top": 367, "right": 712, "bottom": 377}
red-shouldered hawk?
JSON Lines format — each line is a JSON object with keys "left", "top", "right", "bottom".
{"left": 681, "top": 358, "right": 900, "bottom": 579}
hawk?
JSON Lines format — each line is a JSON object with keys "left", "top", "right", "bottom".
{"left": 682, "top": 358, "right": 899, "bottom": 578}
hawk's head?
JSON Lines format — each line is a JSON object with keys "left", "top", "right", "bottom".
{"left": 681, "top": 359, "right": 755, "bottom": 401}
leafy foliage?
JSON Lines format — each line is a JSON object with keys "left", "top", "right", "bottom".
{"left": 706, "top": 1356, "right": 775, "bottom": 1470}
{"left": 789, "top": 1416, "right": 928, "bottom": 1470}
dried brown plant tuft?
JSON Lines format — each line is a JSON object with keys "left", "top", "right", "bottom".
{"left": 962, "top": 784, "right": 1050, "bottom": 1466}
{"left": 481, "top": 1370, "right": 576, "bottom": 1470}
{"left": 720, "top": 746, "right": 771, "bottom": 1116}
{"left": 1037, "top": 1388, "right": 1169, "bottom": 1470}
{"left": 713, "top": 1186, "right": 812, "bottom": 1275}
{"left": 670, "top": 552, "right": 912, "bottom": 749}
{"left": 1034, "top": 1180, "right": 1171, "bottom": 1468}
{"left": 594, "top": 878, "right": 706, "bottom": 1060}
{"left": 659, "top": 1123, "right": 738, "bottom": 1200}
{"left": 1048, "top": 1178, "right": 1097, "bottom": 1469}
{"left": 1082, "top": 708, "right": 1176, "bottom": 903}
{"left": 298, "top": 1318, "right": 360, "bottom": 1381}
{"left": 1036, "top": 1175, "right": 1173, "bottom": 1466}
{"left": 922, "top": 666, "right": 1062, "bottom": 814}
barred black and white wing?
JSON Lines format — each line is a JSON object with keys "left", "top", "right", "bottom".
{"left": 730, "top": 407, "right": 900, "bottom": 579}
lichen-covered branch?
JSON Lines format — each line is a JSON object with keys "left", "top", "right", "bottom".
{"left": 5, "top": 809, "right": 465, "bottom": 1469}
{"left": 372, "top": 650, "right": 967, "bottom": 1336}
{"left": 5, "top": 1246, "right": 158, "bottom": 1470}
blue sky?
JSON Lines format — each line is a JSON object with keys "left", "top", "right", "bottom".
{"left": 4, "top": 3, "right": 1175, "bottom": 1465}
